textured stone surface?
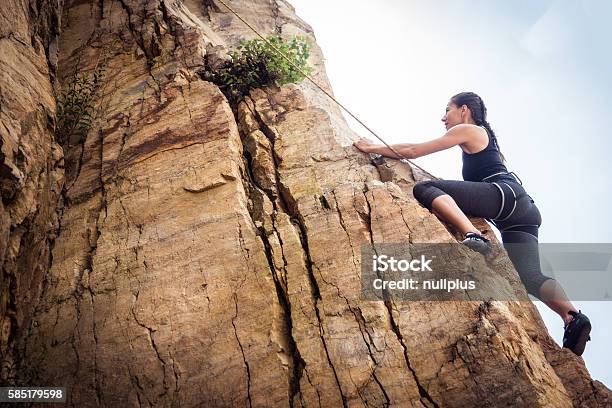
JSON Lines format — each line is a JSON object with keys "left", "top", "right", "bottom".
{"left": 0, "top": 0, "right": 64, "bottom": 383}
{"left": 1, "top": 0, "right": 610, "bottom": 407}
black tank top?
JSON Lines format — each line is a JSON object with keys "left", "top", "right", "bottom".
{"left": 462, "top": 126, "right": 508, "bottom": 182}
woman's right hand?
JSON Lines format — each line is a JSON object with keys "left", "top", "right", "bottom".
{"left": 353, "top": 138, "right": 376, "bottom": 153}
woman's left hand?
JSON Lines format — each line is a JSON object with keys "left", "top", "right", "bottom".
{"left": 353, "top": 138, "right": 376, "bottom": 153}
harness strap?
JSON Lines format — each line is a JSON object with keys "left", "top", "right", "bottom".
{"left": 502, "top": 224, "right": 541, "bottom": 231}
{"left": 490, "top": 182, "right": 528, "bottom": 222}
{"left": 482, "top": 171, "right": 524, "bottom": 185}
{"left": 482, "top": 171, "right": 508, "bottom": 181}
{"left": 502, "top": 229, "right": 539, "bottom": 240}
{"left": 496, "top": 182, "right": 518, "bottom": 222}
{"left": 491, "top": 182, "right": 506, "bottom": 219}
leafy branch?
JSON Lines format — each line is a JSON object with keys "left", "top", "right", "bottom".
{"left": 55, "top": 56, "right": 107, "bottom": 145}
{"left": 207, "top": 35, "right": 313, "bottom": 104}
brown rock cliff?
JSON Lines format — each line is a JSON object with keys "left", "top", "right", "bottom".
{"left": 0, "top": 0, "right": 610, "bottom": 407}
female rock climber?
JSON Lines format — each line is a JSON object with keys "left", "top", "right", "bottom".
{"left": 353, "top": 91, "right": 592, "bottom": 356}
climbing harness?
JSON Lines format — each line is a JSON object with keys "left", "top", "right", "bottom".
{"left": 487, "top": 183, "right": 526, "bottom": 223}
{"left": 480, "top": 170, "right": 532, "bottom": 229}
{"left": 216, "top": 0, "right": 437, "bottom": 178}
{"left": 482, "top": 171, "right": 523, "bottom": 185}
{"left": 491, "top": 182, "right": 519, "bottom": 221}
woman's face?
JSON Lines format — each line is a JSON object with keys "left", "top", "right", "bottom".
{"left": 441, "top": 101, "right": 464, "bottom": 130}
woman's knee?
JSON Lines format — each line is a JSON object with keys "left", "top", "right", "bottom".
{"left": 412, "top": 181, "right": 431, "bottom": 201}
{"left": 412, "top": 181, "right": 440, "bottom": 209}
{"left": 529, "top": 276, "right": 556, "bottom": 300}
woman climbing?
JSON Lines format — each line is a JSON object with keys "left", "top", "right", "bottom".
{"left": 353, "top": 91, "right": 592, "bottom": 356}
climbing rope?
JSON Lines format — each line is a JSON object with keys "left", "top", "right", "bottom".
{"left": 215, "top": 0, "right": 438, "bottom": 179}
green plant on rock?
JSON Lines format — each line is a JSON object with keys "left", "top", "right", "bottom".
{"left": 210, "top": 35, "right": 313, "bottom": 103}
{"left": 55, "top": 57, "right": 106, "bottom": 145}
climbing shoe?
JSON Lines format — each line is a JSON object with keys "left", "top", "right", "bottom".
{"left": 563, "top": 310, "right": 591, "bottom": 356}
{"left": 462, "top": 232, "right": 491, "bottom": 255}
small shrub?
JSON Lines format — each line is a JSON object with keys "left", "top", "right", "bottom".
{"left": 55, "top": 57, "right": 106, "bottom": 145}
{"left": 210, "top": 35, "right": 313, "bottom": 103}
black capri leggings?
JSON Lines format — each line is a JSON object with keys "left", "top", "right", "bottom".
{"left": 412, "top": 178, "right": 554, "bottom": 299}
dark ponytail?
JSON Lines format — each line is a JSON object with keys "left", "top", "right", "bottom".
{"left": 451, "top": 92, "right": 506, "bottom": 163}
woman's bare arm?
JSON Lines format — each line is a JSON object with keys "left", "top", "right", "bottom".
{"left": 366, "top": 142, "right": 415, "bottom": 159}
{"left": 353, "top": 124, "right": 482, "bottom": 159}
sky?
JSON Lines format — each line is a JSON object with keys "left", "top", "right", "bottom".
{"left": 291, "top": 0, "right": 611, "bottom": 387}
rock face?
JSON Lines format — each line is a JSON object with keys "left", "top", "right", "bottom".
{"left": 0, "top": 0, "right": 610, "bottom": 407}
{"left": 0, "top": 0, "right": 64, "bottom": 384}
